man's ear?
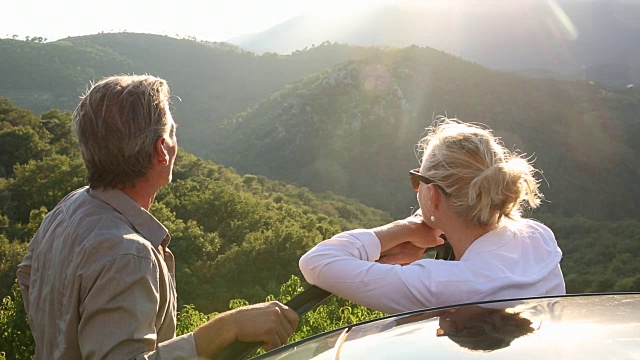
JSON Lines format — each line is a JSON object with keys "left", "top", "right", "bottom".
{"left": 154, "top": 137, "right": 169, "bottom": 165}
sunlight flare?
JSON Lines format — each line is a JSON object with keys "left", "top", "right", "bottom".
{"left": 548, "top": 0, "right": 579, "bottom": 41}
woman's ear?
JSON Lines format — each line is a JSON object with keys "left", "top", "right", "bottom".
{"left": 429, "top": 184, "right": 441, "bottom": 212}
{"left": 154, "top": 137, "right": 169, "bottom": 165}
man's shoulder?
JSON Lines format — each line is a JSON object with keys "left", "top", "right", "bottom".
{"left": 82, "top": 216, "right": 159, "bottom": 260}
{"left": 71, "top": 222, "right": 160, "bottom": 280}
{"left": 39, "top": 187, "right": 162, "bottom": 266}
{"left": 58, "top": 189, "right": 160, "bottom": 261}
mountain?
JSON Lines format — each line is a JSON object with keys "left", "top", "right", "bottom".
{"left": 0, "top": 33, "right": 380, "bottom": 154}
{"left": 228, "top": 0, "right": 640, "bottom": 88}
{"left": 208, "top": 46, "right": 640, "bottom": 220}
{"left": 2, "top": 33, "right": 639, "bottom": 221}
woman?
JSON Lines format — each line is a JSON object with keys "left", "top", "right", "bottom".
{"left": 299, "top": 118, "right": 565, "bottom": 314}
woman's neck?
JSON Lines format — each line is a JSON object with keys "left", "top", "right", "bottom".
{"left": 440, "top": 214, "right": 499, "bottom": 260}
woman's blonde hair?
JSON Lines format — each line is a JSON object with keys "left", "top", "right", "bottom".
{"left": 419, "top": 118, "right": 542, "bottom": 226}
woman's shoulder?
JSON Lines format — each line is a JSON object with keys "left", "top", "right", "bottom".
{"left": 503, "top": 218, "right": 555, "bottom": 238}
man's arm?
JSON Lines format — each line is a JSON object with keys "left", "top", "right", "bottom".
{"left": 79, "top": 254, "right": 197, "bottom": 359}
{"left": 193, "top": 301, "right": 299, "bottom": 358}
{"left": 79, "top": 253, "right": 299, "bottom": 359}
{"left": 16, "top": 244, "right": 33, "bottom": 312}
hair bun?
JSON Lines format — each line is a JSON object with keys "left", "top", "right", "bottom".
{"left": 419, "top": 118, "right": 542, "bottom": 226}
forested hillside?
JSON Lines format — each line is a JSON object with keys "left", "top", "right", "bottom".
{"left": 2, "top": 34, "right": 639, "bottom": 222}
{"left": 1, "top": 99, "right": 639, "bottom": 359}
{"left": 209, "top": 46, "right": 640, "bottom": 220}
{"left": 0, "top": 34, "right": 380, "bottom": 150}
{"left": 0, "top": 98, "right": 391, "bottom": 311}
{"left": 0, "top": 97, "right": 395, "bottom": 359}
{"left": 1, "top": 97, "right": 638, "bottom": 298}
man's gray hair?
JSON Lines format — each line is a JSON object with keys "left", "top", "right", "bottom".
{"left": 73, "top": 74, "right": 171, "bottom": 189}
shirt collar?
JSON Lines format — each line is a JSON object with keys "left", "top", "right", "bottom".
{"left": 461, "top": 224, "right": 514, "bottom": 259}
{"left": 88, "top": 187, "right": 169, "bottom": 248}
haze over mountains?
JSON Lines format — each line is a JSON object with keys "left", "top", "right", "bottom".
{"left": 1, "top": 30, "right": 639, "bottom": 221}
{"left": 229, "top": 0, "right": 640, "bottom": 88}
{"left": 210, "top": 46, "right": 640, "bottom": 219}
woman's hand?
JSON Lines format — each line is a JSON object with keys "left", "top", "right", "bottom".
{"left": 378, "top": 241, "right": 428, "bottom": 265}
{"left": 373, "top": 211, "right": 444, "bottom": 265}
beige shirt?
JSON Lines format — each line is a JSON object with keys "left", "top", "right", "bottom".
{"left": 17, "top": 187, "right": 198, "bottom": 359}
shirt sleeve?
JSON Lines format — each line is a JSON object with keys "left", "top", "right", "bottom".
{"left": 16, "top": 242, "right": 34, "bottom": 313}
{"left": 299, "top": 229, "right": 436, "bottom": 314}
{"left": 78, "top": 254, "right": 198, "bottom": 360}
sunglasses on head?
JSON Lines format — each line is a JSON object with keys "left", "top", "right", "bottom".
{"left": 409, "top": 169, "right": 449, "bottom": 196}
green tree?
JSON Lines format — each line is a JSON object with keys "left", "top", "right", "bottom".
{"left": 4, "top": 155, "right": 85, "bottom": 225}
{"left": 0, "top": 98, "right": 40, "bottom": 129}
{"left": 0, "top": 127, "right": 51, "bottom": 177}
{"left": 0, "top": 283, "right": 34, "bottom": 360}
{"left": 0, "top": 236, "right": 27, "bottom": 299}
{"left": 176, "top": 305, "right": 215, "bottom": 336}
{"left": 40, "top": 110, "right": 77, "bottom": 156}
{"left": 150, "top": 202, "right": 222, "bottom": 309}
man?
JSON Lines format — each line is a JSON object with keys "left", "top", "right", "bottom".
{"left": 16, "top": 75, "right": 299, "bottom": 359}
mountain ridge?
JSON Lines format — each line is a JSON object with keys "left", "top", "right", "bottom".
{"left": 0, "top": 33, "right": 383, "bottom": 150}
{"left": 208, "top": 46, "right": 640, "bottom": 220}
{"left": 1, "top": 33, "right": 638, "bottom": 221}
{"left": 229, "top": 0, "right": 640, "bottom": 88}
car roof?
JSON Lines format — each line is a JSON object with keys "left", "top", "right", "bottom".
{"left": 256, "top": 293, "right": 640, "bottom": 359}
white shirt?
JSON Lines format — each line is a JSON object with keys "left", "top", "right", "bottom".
{"left": 299, "top": 219, "right": 566, "bottom": 314}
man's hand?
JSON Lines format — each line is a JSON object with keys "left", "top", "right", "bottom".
{"left": 193, "top": 301, "right": 299, "bottom": 358}
{"left": 228, "top": 301, "right": 299, "bottom": 351}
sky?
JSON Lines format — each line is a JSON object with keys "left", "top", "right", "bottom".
{"left": 2, "top": 0, "right": 406, "bottom": 42}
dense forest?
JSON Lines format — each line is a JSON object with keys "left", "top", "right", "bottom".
{"left": 1, "top": 99, "right": 639, "bottom": 359}
{"left": 1, "top": 34, "right": 639, "bottom": 359}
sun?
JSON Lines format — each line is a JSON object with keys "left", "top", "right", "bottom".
{"left": 304, "top": 0, "right": 405, "bottom": 17}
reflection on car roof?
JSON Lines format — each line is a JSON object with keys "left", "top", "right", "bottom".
{"left": 256, "top": 293, "right": 640, "bottom": 359}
